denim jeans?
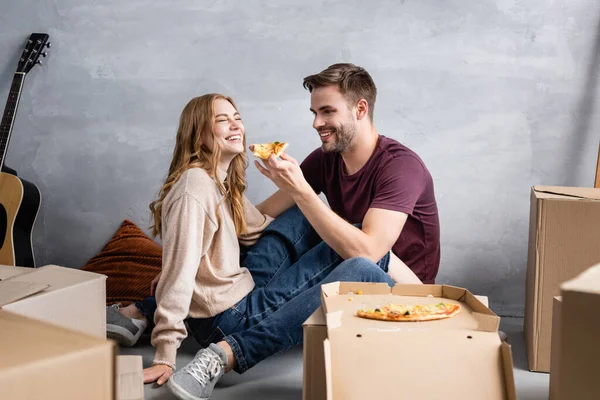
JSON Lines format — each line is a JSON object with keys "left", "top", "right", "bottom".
{"left": 136, "top": 206, "right": 393, "bottom": 373}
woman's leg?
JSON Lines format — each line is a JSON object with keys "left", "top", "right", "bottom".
{"left": 166, "top": 258, "right": 392, "bottom": 400}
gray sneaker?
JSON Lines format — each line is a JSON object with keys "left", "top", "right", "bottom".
{"left": 106, "top": 304, "right": 148, "bottom": 347}
{"left": 167, "top": 344, "right": 227, "bottom": 400}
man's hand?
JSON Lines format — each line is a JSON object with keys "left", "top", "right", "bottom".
{"left": 253, "top": 151, "right": 311, "bottom": 198}
{"left": 150, "top": 271, "right": 161, "bottom": 296}
{"left": 144, "top": 364, "right": 173, "bottom": 385}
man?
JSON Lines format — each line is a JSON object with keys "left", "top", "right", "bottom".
{"left": 254, "top": 63, "right": 441, "bottom": 284}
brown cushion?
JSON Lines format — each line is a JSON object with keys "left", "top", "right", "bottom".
{"left": 82, "top": 220, "right": 161, "bottom": 306}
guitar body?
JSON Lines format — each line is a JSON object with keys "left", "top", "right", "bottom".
{"left": 0, "top": 171, "right": 41, "bottom": 267}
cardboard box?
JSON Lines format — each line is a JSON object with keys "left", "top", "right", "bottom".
{"left": 303, "top": 283, "right": 516, "bottom": 400}
{"left": 524, "top": 186, "right": 600, "bottom": 372}
{"left": 303, "top": 294, "right": 491, "bottom": 400}
{"left": 550, "top": 265, "right": 600, "bottom": 400}
{"left": 549, "top": 296, "right": 562, "bottom": 399}
{"left": 0, "top": 310, "right": 115, "bottom": 400}
{"left": 116, "top": 356, "right": 144, "bottom": 400}
{"left": 0, "top": 264, "right": 107, "bottom": 337}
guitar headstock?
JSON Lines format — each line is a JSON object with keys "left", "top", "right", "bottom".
{"left": 17, "top": 33, "right": 51, "bottom": 74}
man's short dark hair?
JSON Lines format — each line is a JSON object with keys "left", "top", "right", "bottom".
{"left": 303, "top": 63, "right": 377, "bottom": 121}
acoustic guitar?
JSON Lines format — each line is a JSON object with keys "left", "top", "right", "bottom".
{"left": 0, "top": 33, "right": 51, "bottom": 267}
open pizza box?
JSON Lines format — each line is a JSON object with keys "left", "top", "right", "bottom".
{"left": 0, "top": 264, "right": 106, "bottom": 338}
{"left": 315, "top": 282, "right": 516, "bottom": 400}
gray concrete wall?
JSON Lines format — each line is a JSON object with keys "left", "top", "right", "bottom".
{"left": 0, "top": 0, "right": 598, "bottom": 317}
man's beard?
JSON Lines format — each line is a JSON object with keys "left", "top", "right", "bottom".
{"left": 322, "top": 122, "right": 356, "bottom": 153}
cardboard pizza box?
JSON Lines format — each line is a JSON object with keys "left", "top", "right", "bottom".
{"left": 116, "top": 356, "right": 144, "bottom": 400}
{"left": 0, "top": 264, "right": 107, "bottom": 338}
{"left": 304, "top": 283, "right": 516, "bottom": 400}
{"left": 550, "top": 264, "right": 600, "bottom": 400}
{"left": 524, "top": 186, "right": 600, "bottom": 372}
{"left": 0, "top": 310, "right": 115, "bottom": 400}
{"left": 303, "top": 294, "right": 491, "bottom": 400}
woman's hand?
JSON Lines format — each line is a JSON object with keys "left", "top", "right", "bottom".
{"left": 150, "top": 271, "right": 162, "bottom": 296}
{"left": 143, "top": 364, "right": 173, "bottom": 385}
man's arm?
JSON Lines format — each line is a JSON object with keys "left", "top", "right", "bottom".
{"left": 292, "top": 186, "right": 406, "bottom": 261}
{"left": 254, "top": 153, "right": 405, "bottom": 262}
{"left": 255, "top": 189, "right": 295, "bottom": 218}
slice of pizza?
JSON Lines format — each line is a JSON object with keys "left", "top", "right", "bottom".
{"left": 251, "top": 142, "right": 289, "bottom": 160}
{"left": 356, "top": 301, "right": 461, "bottom": 322}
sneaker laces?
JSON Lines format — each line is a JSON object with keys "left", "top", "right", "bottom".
{"left": 184, "top": 350, "right": 222, "bottom": 387}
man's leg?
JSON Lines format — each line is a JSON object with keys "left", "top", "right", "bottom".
{"left": 240, "top": 243, "right": 389, "bottom": 329}
{"left": 225, "top": 257, "right": 393, "bottom": 373}
{"left": 242, "top": 205, "right": 321, "bottom": 288}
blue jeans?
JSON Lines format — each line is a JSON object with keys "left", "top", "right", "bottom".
{"left": 136, "top": 206, "right": 393, "bottom": 373}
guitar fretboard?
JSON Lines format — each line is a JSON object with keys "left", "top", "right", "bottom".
{"left": 0, "top": 72, "right": 26, "bottom": 169}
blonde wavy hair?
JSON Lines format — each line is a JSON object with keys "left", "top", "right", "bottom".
{"left": 149, "top": 94, "right": 248, "bottom": 238}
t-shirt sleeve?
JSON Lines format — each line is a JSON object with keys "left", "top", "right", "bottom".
{"left": 300, "top": 148, "right": 324, "bottom": 195}
{"left": 370, "top": 156, "right": 426, "bottom": 215}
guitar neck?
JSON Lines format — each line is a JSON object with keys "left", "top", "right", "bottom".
{"left": 0, "top": 72, "right": 26, "bottom": 170}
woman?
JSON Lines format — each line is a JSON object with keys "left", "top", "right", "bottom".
{"left": 112, "top": 94, "right": 393, "bottom": 400}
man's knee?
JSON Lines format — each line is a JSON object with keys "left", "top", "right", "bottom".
{"left": 338, "top": 257, "right": 379, "bottom": 273}
{"left": 270, "top": 205, "right": 305, "bottom": 225}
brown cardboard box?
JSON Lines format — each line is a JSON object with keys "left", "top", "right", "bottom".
{"left": 524, "top": 186, "right": 600, "bottom": 372}
{"left": 0, "top": 310, "right": 115, "bottom": 400}
{"left": 116, "top": 356, "right": 144, "bottom": 400}
{"left": 303, "top": 283, "right": 516, "bottom": 400}
{"left": 0, "top": 264, "right": 107, "bottom": 337}
{"left": 550, "top": 265, "right": 600, "bottom": 400}
{"left": 303, "top": 294, "right": 491, "bottom": 400}
{"left": 549, "top": 296, "right": 562, "bottom": 399}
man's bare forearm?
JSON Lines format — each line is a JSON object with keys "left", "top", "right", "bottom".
{"left": 291, "top": 187, "right": 378, "bottom": 261}
{"left": 256, "top": 190, "right": 295, "bottom": 218}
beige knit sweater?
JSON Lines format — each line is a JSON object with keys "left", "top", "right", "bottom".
{"left": 152, "top": 167, "right": 273, "bottom": 366}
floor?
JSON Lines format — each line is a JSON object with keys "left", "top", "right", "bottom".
{"left": 119, "top": 317, "right": 550, "bottom": 400}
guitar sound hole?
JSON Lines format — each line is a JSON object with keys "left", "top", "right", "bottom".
{"left": 0, "top": 204, "right": 6, "bottom": 246}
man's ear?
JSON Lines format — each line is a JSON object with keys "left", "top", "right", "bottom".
{"left": 356, "top": 99, "right": 369, "bottom": 120}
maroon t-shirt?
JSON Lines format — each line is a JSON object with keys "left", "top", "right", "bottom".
{"left": 300, "top": 135, "right": 440, "bottom": 283}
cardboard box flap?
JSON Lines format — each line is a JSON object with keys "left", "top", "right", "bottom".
{"left": 326, "top": 329, "right": 508, "bottom": 400}
{"left": 0, "top": 266, "right": 34, "bottom": 281}
{"left": 560, "top": 263, "right": 600, "bottom": 294}
{"left": 502, "top": 342, "right": 517, "bottom": 400}
{"left": 7, "top": 264, "right": 106, "bottom": 292}
{"left": 475, "top": 312, "right": 501, "bottom": 333}
{"left": 117, "top": 356, "right": 144, "bottom": 400}
{"left": 533, "top": 186, "right": 600, "bottom": 200}
{"left": 303, "top": 304, "right": 326, "bottom": 326}
{"left": 0, "top": 280, "right": 49, "bottom": 307}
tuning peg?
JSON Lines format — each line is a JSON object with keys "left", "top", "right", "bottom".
{"left": 46, "top": 42, "right": 51, "bottom": 48}
{"left": 41, "top": 52, "right": 47, "bottom": 57}
{"left": 36, "top": 60, "right": 42, "bottom": 65}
